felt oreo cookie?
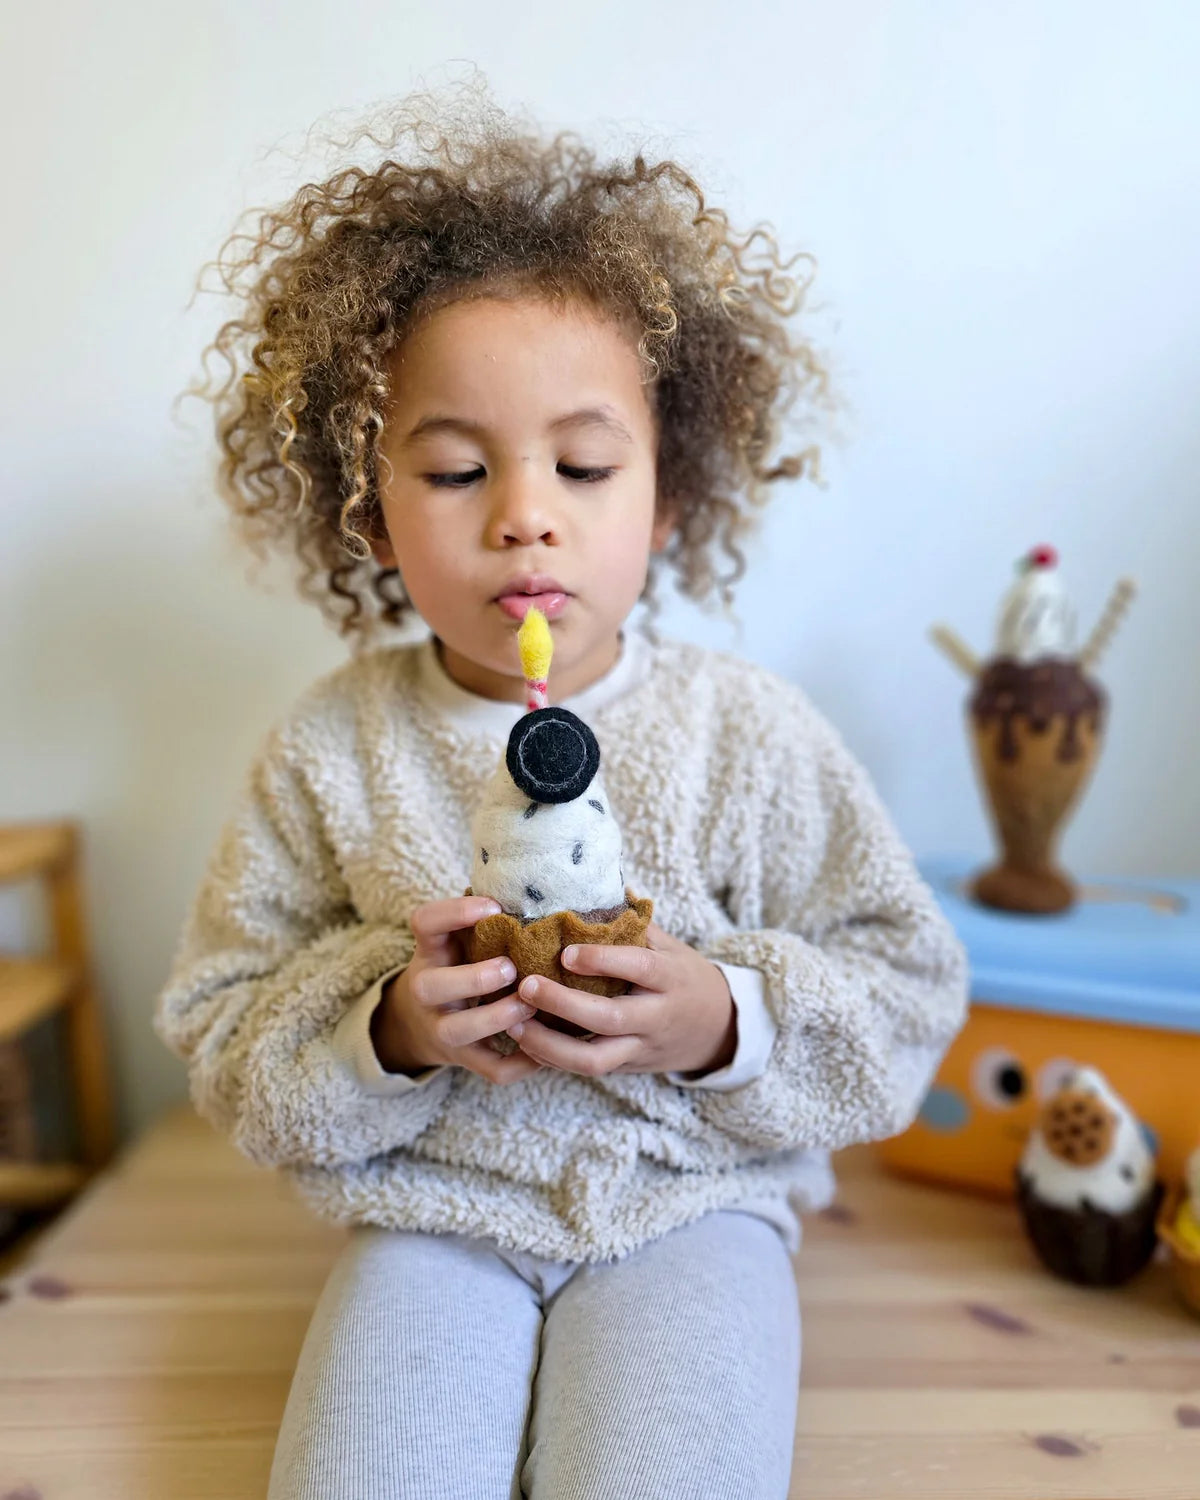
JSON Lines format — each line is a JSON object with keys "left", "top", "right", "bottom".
{"left": 506, "top": 707, "right": 600, "bottom": 805}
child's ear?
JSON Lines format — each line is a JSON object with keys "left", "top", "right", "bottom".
{"left": 650, "top": 503, "right": 677, "bottom": 554}
{"left": 370, "top": 533, "right": 398, "bottom": 568}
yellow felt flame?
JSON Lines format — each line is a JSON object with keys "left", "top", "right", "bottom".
{"left": 518, "top": 607, "right": 553, "bottom": 682}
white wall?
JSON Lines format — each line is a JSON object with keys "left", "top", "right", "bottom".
{"left": 3, "top": 1, "right": 1197, "bottom": 1142}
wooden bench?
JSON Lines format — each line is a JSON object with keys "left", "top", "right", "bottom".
{"left": 2, "top": 1104, "right": 1198, "bottom": 1497}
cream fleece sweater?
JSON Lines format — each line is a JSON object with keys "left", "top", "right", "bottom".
{"left": 154, "top": 625, "right": 969, "bottom": 1263}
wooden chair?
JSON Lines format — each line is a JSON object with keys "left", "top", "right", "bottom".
{"left": 0, "top": 820, "right": 115, "bottom": 1212}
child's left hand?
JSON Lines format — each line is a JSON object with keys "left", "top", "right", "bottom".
{"left": 506, "top": 922, "right": 738, "bottom": 1079}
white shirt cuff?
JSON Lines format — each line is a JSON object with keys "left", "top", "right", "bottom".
{"left": 329, "top": 966, "right": 448, "bottom": 1095}
{"left": 664, "top": 961, "right": 777, "bottom": 1091}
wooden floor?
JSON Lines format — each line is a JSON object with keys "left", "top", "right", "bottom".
{"left": 2, "top": 1107, "right": 1199, "bottom": 1499}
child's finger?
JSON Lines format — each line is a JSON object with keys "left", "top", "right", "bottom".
{"left": 411, "top": 896, "right": 503, "bottom": 958}
{"left": 515, "top": 974, "right": 635, "bottom": 1035}
{"left": 410, "top": 956, "right": 516, "bottom": 1009}
{"left": 460, "top": 1041, "right": 544, "bottom": 1086}
{"left": 509, "top": 1018, "right": 641, "bottom": 1077}
{"left": 435, "top": 994, "right": 535, "bottom": 1050}
{"left": 559, "top": 941, "right": 667, "bottom": 991}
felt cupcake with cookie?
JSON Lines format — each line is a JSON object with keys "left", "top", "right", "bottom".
{"left": 1015, "top": 1065, "right": 1163, "bottom": 1286}
{"left": 463, "top": 608, "right": 653, "bottom": 1054}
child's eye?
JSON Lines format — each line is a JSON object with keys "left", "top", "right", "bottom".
{"left": 559, "top": 464, "right": 616, "bottom": 484}
{"left": 422, "top": 465, "right": 616, "bottom": 488}
{"left": 423, "top": 469, "right": 485, "bottom": 488}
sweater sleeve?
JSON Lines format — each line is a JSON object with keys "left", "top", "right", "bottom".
{"left": 153, "top": 727, "right": 454, "bottom": 1169}
{"left": 690, "top": 689, "right": 970, "bottom": 1154}
{"left": 663, "top": 962, "right": 778, "bottom": 1091}
{"left": 328, "top": 968, "right": 449, "bottom": 1094}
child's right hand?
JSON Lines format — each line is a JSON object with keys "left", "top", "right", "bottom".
{"left": 370, "top": 895, "right": 543, "bottom": 1085}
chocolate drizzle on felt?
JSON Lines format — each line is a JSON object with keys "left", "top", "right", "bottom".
{"left": 970, "top": 657, "right": 1105, "bottom": 764}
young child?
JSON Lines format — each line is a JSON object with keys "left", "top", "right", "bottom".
{"left": 155, "top": 78, "right": 969, "bottom": 1500}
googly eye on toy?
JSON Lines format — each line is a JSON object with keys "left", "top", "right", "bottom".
{"left": 1035, "top": 1057, "right": 1080, "bottom": 1103}
{"left": 971, "top": 1047, "right": 1030, "bottom": 1110}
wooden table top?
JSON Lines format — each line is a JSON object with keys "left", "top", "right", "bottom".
{"left": 2, "top": 1105, "right": 1199, "bottom": 1498}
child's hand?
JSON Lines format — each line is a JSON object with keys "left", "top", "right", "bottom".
{"left": 505, "top": 923, "right": 738, "bottom": 1079}
{"left": 372, "top": 896, "right": 544, "bottom": 1086}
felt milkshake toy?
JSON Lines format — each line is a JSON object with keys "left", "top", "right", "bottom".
{"left": 464, "top": 609, "right": 654, "bottom": 1054}
{"left": 1015, "top": 1065, "right": 1163, "bottom": 1286}
{"left": 930, "top": 547, "right": 1137, "bottom": 914}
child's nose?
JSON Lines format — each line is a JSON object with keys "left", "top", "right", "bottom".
{"left": 484, "top": 469, "right": 561, "bottom": 548}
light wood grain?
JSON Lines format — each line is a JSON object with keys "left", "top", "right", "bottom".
{"left": 2, "top": 1105, "right": 1200, "bottom": 1499}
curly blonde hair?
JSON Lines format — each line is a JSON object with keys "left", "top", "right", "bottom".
{"left": 183, "top": 73, "right": 832, "bottom": 643}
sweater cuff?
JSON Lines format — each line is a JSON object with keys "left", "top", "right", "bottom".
{"left": 329, "top": 967, "right": 448, "bottom": 1095}
{"left": 664, "top": 961, "right": 777, "bottom": 1092}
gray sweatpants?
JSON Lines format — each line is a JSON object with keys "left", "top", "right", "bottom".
{"left": 267, "top": 1207, "right": 801, "bottom": 1499}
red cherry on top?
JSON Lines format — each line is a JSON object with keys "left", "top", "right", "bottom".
{"left": 1029, "top": 544, "right": 1058, "bottom": 569}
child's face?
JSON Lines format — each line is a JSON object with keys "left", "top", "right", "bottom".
{"left": 374, "top": 291, "right": 672, "bottom": 701}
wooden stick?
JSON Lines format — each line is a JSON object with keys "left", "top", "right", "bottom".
{"left": 929, "top": 625, "right": 981, "bottom": 679}
{"left": 1079, "top": 577, "right": 1137, "bottom": 672}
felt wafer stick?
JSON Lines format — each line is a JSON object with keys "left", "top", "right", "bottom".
{"left": 518, "top": 607, "right": 553, "bottom": 710}
{"left": 929, "top": 624, "right": 981, "bottom": 679}
{"left": 1079, "top": 577, "right": 1137, "bottom": 672}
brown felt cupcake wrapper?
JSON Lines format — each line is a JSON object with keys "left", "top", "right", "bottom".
{"left": 463, "top": 888, "right": 654, "bottom": 1055}
{"left": 1015, "top": 1168, "right": 1163, "bottom": 1288}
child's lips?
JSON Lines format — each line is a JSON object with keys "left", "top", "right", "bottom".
{"left": 496, "top": 591, "right": 569, "bottom": 621}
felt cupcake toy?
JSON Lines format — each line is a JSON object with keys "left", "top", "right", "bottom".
{"left": 1015, "top": 1065, "right": 1163, "bottom": 1286}
{"left": 1157, "top": 1146, "right": 1200, "bottom": 1317}
{"left": 463, "top": 608, "right": 653, "bottom": 1054}
{"left": 1174, "top": 1149, "right": 1200, "bottom": 1255}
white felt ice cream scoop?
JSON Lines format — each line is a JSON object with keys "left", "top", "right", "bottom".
{"left": 996, "top": 545, "right": 1078, "bottom": 661}
{"left": 470, "top": 724, "right": 626, "bottom": 920}
{"left": 1020, "top": 1065, "right": 1154, "bottom": 1214}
